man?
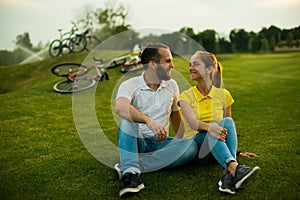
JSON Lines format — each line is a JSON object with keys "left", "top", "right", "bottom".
{"left": 114, "top": 43, "right": 198, "bottom": 197}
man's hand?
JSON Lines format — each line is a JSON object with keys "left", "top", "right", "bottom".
{"left": 208, "top": 124, "right": 227, "bottom": 142}
{"left": 146, "top": 118, "right": 168, "bottom": 141}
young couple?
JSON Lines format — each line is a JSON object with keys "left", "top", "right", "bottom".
{"left": 114, "top": 43, "right": 260, "bottom": 197}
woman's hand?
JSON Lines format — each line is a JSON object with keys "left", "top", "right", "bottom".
{"left": 208, "top": 124, "right": 227, "bottom": 141}
{"left": 239, "top": 152, "right": 257, "bottom": 157}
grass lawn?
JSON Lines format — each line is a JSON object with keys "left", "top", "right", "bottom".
{"left": 0, "top": 51, "right": 299, "bottom": 199}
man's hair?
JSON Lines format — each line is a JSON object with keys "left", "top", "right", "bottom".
{"left": 140, "top": 43, "right": 170, "bottom": 69}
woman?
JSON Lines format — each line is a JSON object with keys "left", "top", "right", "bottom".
{"left": 178, "top": 51, "right": 260, "bottom": 194}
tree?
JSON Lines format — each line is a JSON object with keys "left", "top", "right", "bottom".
{"left": 259, "top": 26, "right": 280, "bottom": 42}
{"left": 217, "top": 37, "right": 232, "bottom": 53}
{"left": 269, "top": 36, "right": 276, "bottom": 51}
{"left": 159, "top": 32, "right": 198, "bottom": 56}
{"left": 291, "top": 26, "right": 300, "bottom": 47}
{"left": 286, "top": 32, "right": 294, "bottom": 47}
{"left": 266, "top": 25, "right": 281, "bottom": 43}
{"left": 0, "top": 50, "right": 16, "bottom": 66}
{"left": 247, "top": 31, "right": 263, "bottom": 52}
{"left": 247, "top": 37, "right": 253, "bottom": 52}
{"left": 102, "top": 29, "right": 140, "bottom": 51}
{"left": 196, "top": 29, "right": 217, "bottom": 53}
{"left": 14, "top": 32, "right": 32, "bottom": 49}
{"left": 179, "top": 27, "right": 196, "bottom": 40}
{"left": 261, "top": 38, "right": 269, "bottom": 52}
{"left": 229, "top": 29, "right": 250, "bottom": 52}
{"left": 94, "top": 3, "right": 131, "bottom": 40}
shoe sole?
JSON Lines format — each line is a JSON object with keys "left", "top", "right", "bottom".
{"left": 218, "top": 178, "right": 235, "bottom": 194}
{"left": 114, "top": 163, "right": 122, "bottom": 181}
{"left": 218, "top": 187, "right": 236, "bottom": 194}
{"left": 119, "top": 183, "right": 145, "bottom": 197}
{"left": 218, "top": 180, "right": 222, "bottom": 187}
{"left": 235, "top": 166, "right": 260, "bottom": 189}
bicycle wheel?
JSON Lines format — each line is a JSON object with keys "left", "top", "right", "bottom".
{"left": 61, "top": 38, "right": 72, "bottom": 55}
{"left": 53, "top": 79, "right": 96, "bottom": 93}
{"left": 69, "top": 35, "right": 86, "bottom": 53}
{"left": 51, "top": 63, "right": 88, "bottom": 77}
{"left": 49, "top": 39, "right": 62, "bottom": 57}
{"left": 85, "top": 35, "right": 101, "bottom": 51}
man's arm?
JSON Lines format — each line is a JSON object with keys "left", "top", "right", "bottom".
{"left": 115, "top": 97, "right": 167, "bottom": 141}
{"left": 170, "top": 110, "right": 185, "bottom": 138}
{"left": 115, "top": 97, "right": 151, "bottom": 125}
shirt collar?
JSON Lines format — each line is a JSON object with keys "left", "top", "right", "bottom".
{"left": 192, "top": 85, "right": 216, "bottom": 101}
{"left": 139, "top": 72, "right": 167, "bottom": 91}
{"left": 139, "top": 72, "right": 149, "bottom": 90}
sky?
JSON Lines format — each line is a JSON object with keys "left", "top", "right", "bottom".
{"left": 0, "top": 0, "right": 299, "bottom": 51}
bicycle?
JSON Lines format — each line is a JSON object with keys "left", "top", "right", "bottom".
{"left": 51, "top": 57, "right": 109, "bottom": 93}
{"left": 48, "top": 22, "right": 78, "bottom": 57}
{"left": 69, "top": 16, "right": 101, "bottom": 53}
{"left": 69, "top": 28, "right": 101, "bottom": 53}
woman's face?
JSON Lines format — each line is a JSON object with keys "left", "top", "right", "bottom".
{"left": 189, "top": 54, "right": 207, "bottom": 81}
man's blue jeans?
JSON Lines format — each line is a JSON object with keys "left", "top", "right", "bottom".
{"left": 194, "top": 117, "right": 237, "bottom": 169}
{"left": 118, "top": 119, "right": 198, "bottom": 175}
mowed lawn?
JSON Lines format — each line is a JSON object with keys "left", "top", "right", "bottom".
{"left": 0, "top": 51, "right": 299, "bottom": 199}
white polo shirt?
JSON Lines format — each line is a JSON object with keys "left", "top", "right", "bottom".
{"left": 116, "top": 73, "right": 180, "bottom": 137}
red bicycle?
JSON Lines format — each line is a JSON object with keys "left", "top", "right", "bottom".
{"left": 51, "top": 57, "right": 109, "bottom": 93}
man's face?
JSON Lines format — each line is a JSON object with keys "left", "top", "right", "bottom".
{"left": 156, "top": 48, "right": 174, "bottom": 81}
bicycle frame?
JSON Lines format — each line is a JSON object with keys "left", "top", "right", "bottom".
{"left": 49, "top": 17, "right": 100, "bottom": 57}
{"left": 52, "top": 57, "right": 109, "bottom": 93}
{"left": 49, "top": 22, "right": 79, "bottom": 57}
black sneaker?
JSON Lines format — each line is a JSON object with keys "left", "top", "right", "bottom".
{"left": 218, "top": 172, "right": 236, "bottom": 194}
{"left": 119, "top": 172, "right": 145, "bottom": 197}
{"left": 114, "top": 163, "right": 122, "bottom": 181}
{"left": 233, "top": 165, "right": 260, "bottom": 189}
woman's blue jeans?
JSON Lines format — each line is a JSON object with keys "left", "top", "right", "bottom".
{"left": 194, "top": 117, "right": 237, "bottom": 169}
{"left": 118, "top": 119, "right": 198, "bottom": 175}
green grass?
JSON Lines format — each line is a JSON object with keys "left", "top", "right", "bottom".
{"left": 1, "top": 52, "right": 300, "bottom": 199}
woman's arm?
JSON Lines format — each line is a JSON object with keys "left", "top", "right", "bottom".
{"left": 224, "top": 105, "right": 232, "bottom": 118}
{"left": 179, "top": 100, "right": 226, "bottom": 141}
{"left": 179, "top": 101, "right": 209, "bottom": 131}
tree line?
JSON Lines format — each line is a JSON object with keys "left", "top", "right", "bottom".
{"left": 0, "top": 2, "right": 299, "bottom": 66}
{"left": 179, "top": 25, "right": 300, "bottom": 54}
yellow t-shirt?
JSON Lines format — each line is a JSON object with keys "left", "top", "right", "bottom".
{"left": 179, "top": 86, "right": 234, "bottom": 138}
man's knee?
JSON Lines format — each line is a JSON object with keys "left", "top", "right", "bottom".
{"left": 181, "top": 140, "right": 198, "bottom": 161}
{"left": 119, "top": 119, "right": 139, "bottom": 137}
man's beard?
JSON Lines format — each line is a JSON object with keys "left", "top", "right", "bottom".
{"left": 156, "top": 64, "right": 171, "bottom": 80}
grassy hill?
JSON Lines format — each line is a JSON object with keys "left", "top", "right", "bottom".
{"left": 1, "top": 51, "right": 300, "bottom": 199}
